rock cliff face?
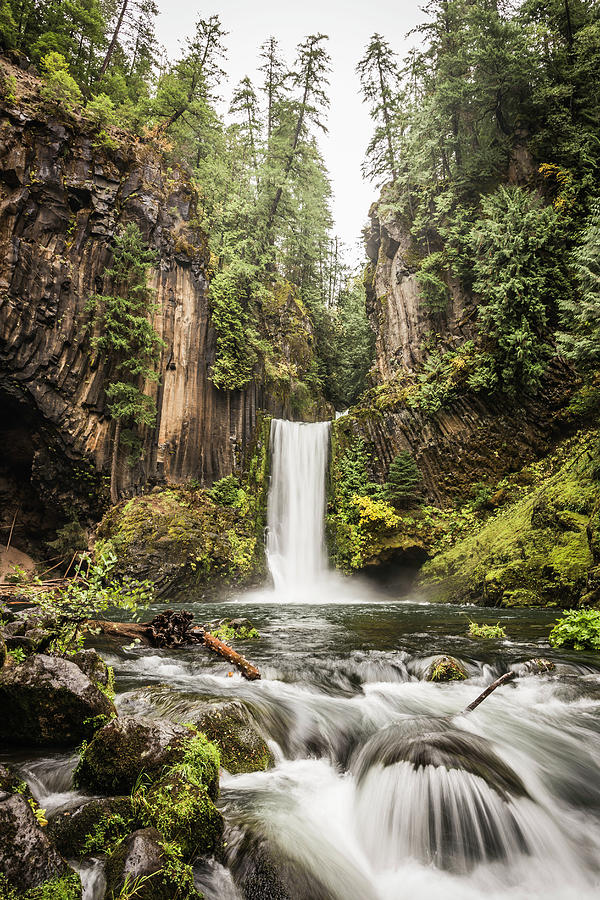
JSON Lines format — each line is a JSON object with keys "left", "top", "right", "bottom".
{"left": 0, "top": 60, "right": 317, "bottom": 551}
{"left": 357, "top": 202, "right": 574, "bottom": 507}
{"left": 365, "top": 203, "right": 473, "bottom": 380}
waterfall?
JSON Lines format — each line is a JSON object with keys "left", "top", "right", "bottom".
{"left": 266, "top": 418, "right": 331, "bottom": 597}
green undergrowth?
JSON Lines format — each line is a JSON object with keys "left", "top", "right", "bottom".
{"left": 96, "top": 415, "right": 271, "bottom": 594}
{"left": 0, "top": 873, "right": 82, "bottom": 900}
{"left": 420, "top": 430, "right": 600, "bottom": 607}
{"left": 549, "top": 609, "right": 600, "bottom": 651}
{"left": 210, "top": 622, "right": 259, "bottom": 641}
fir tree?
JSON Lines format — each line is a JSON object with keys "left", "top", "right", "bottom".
{"left": 558, "top": 202, "right": 600, "bottom": 371}
{"left": 385, "top": 451, "right": 421, "bottom": 506}
{"left": 356, "top": 33, "right": 401, "bottom": 182}
{"left": 86, "top": 224, "right": 164, "bottom": 503}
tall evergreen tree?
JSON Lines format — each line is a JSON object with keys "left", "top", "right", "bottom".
{"left": 86, "top": 224, "right": 163, "bottom": 503}
{"left": 356, "top": 33, "right": 401, "bottom": 182}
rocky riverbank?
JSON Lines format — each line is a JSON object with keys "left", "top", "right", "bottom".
{"left": 0, "top": 603, "right": 271, "bottom": 899}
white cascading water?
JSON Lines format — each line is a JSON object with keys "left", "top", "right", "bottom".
{"left": 266, "top": 418, "right": 331, "bottom": 598}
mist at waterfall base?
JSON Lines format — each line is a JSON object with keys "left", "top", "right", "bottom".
{"left": 4, "top": 420, "right": 600, "bottom": 900}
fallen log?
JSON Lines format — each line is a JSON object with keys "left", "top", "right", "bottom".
{"left": 87, "top": 613, "right": 261, "bottom": 681}
{"left": 462, "top": 671, "right": 516, "bottom": 715}
{"left": 203, "top": 630, "right": 261, "bottom": 681}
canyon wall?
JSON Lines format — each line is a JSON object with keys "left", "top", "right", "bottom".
{"left": 0, "top": 59, "right": 317, "bottom": 550}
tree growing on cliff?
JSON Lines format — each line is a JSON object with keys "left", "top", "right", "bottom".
{"left": 385, "top": 451, "right": 421, "bottom": 507}
{"left": 86, "top": 223, "right": 164, "bottom": 503}
{"left": 357, "top": 33, "right": 401, "bottom": 183}
{"left": 558, "top": 201, "right": 600, "bottom": 371}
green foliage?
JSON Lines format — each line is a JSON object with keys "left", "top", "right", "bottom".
{"left": 466, "top": 186, "right": 568, "bottom": 395}
{"left": 8, "top": 646, "right": 26, "bottom": 664}
{"left": 549, "top": 608, "right": 600, "bottom": 651}
{"left": 385, "top": 451, "right": 421, "bottom": 506}
{"left": 427, "top": 656, "right": 467, "bottom": 682}
{"left": 416, "top": 252, "right": 450, "bottom": 314}
{"left": 468, "top": 621, "right": 507, "bottom": 639}
{"left": 210, "top": 621, "right": 259, "bottom": 641}
{"left": 40, "top": 53, "right": 82, "bottom": 110}
{"left": 413, "top": 341, "right": 496, "bottom": 415}
{"left": 209, "top": 475, "right": 243, "bottom": 507}
{"left": 0, "top": 873, "right": 82, "bottom": 900}
{"left": 208, "top": 262, "right": 259, "bottom": 390}
{"left": 46, "top": 519, "right": 88, "bottom": 564}
{"left": 33, "top": 543, "right": 154, "bottom": 653}
{"left": 558, "top": 201, "right": 600, "bottom": 372}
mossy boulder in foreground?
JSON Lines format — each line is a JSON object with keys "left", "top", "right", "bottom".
{"left": 190, "top": 699, "right": 273, "bottom": 774}
{"left": 0, "top": 654, "right": 116, "bottom": 747}
{"left": 104, "top": 827, "right": 202, "bottom": 900}
{"left": 75, "top": 716, "right": 217, "bottom": 795}
{"left": 426, "top": 656, "right": 468, "bottom": 682}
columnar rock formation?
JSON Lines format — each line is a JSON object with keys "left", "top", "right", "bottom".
{"left": 0, "top": 60, "right": 314, "bottom": 548}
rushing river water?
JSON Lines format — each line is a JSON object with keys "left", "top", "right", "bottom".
{"left": 4, "top": 420, "right": 600, "bottom": 898}
{"left": 6, "top": 592, "right": 600, "bottom": 900}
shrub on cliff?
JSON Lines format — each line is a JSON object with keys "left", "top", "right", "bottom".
{"left": 40, "top": 52, "right": 82, "bottom": 110}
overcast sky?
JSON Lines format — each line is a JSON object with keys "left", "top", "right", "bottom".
{"left": 155, "top": 0, "right": 425, "bottom": 264}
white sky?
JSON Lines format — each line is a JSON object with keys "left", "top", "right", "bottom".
{"left": 155, "top": 0, "right": 425, "bottom": 264}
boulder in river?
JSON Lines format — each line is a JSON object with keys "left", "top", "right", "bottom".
{"left": 0, "top": 789, "right": 80, "bottom": 895}
{"left": 75, "top": 716, "right": 219, "bottom": 796}
{"left": 142, "top": 769, "right": 223, "bottom": 860}
{"left": 48, "top": 796, "right": 135, "bottom": 858}
{"left": 69, "top": 648, "right": 114, "bottom": 693}
{"left": 0, "top": 653, "right": 116, "bottom": 747}
{"left": 425, "top": 655, "right": 468, "bottom": 682}
{"left": 190, "top": 699, "right": 273, "bottom": 774}
{"left": 104, "top": 827, "right": 203, "bottom": 900}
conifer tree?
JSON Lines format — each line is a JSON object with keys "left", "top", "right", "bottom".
{"left": 356, "top": 33, "right": 401, "bottom": 182}
{"left": 385, "top": 451, "right": 421, "bottom": 506}
{"left": 86, "top": 224, "right": 163, "bottom": 503}
{"left": 558, "top": 202, "right": 600, "bottom": 371}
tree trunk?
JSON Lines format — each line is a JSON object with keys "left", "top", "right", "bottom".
{"left": 110, "top": 419, "right": 121, "bottom": 505}
{"left": 98, "top": 0, "right": 130, "bottom": 81}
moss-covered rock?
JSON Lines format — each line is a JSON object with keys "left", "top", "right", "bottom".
{"left": 139, "top": 770, "right": 223, "bottom": 860}
{"left": 68, "top": 649, "right": 113, "bottom": 694}
{"left": 0, "top": 654, "right": 116, "bottom": 747}
{"left": 104, "top": 828, "right": 202, "bottom": 900}
{"left": 74, "top": 716, "right": 195, "bottom": 795}
{"left": 189, "top": 700, "right": 273, "bottom": 775}
{"left": 420, "top": 431, "right": 600, "bottom": 607}
{"left": 425, "top": 656, "right": 468, "bottom": 682}
{"left": 48, "top": 797, "right": 134, "bottom": 858}
{"left": 75, "top": 718, "right": 220, "bottom": 802}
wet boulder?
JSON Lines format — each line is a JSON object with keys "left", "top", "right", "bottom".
{"left": 75, "top": 716, "right": 218, "bottom": 795}
{"left": 104, "top": 827, "right": 202, "bottom": 900}
{"left": 48, "top": 796, "right": 135, "bottom": 858}
{"left": 190, "top": 700, "right": 273, "bottom": 774}
{"left": 0, "top": 789, "right": 79, "bottom": 894}
{"left": 142, "top": 769, "right": 223, "bottom": 859}
{"left": 0, "top": 653, "right": 116, "bottom": 747}
{"left": 355, "top": 723, "right": 528, "bottom": 800}
{"left": 69, "top": 648, "right": 114, "bottom": 692}
{"left": 515, "top": 658, "right": 556, "bottom": 676}
{"left": 0, "top": 763, "right": 33, "bottom": 800}
{"left": 425, "top": 655, "right": 467, "bottom": 682}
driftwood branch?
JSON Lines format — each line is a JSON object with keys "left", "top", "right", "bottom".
{"left": 462, "top": 671, "right": 516, "bottom": 715}
{"left": 87, "top": 612, "right": 261, "bottom": 681}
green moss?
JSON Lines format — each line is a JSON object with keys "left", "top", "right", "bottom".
{"left": 468, "top": 621, "right": 506, "bottom": 639}
{"left": 191, "top": 703, "right": 273, "bottom": 775}
{"left": 137, "top": 772, "right": 223, "bottom": 860}
{"left": 131, "top": 731, "right": 223, "bottom": 860}
{"left": 426, "top": 655, "right": 467, "bottom": 682}
{"left": 0, "top": 873, "right": 82, "bottom": 900}
{"left": 420, "top": 431, "right": 600, "bottom": 607}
